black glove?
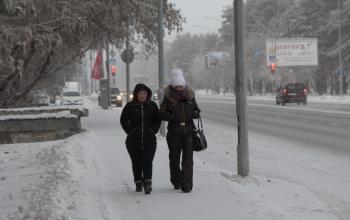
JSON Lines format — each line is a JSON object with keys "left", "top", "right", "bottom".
{"left": 192, "top": 111, "right": 200, "bottom": 119}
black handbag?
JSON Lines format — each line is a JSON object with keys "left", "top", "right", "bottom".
{"left": 192, "top": 116, "right": 207, "bottom": 152}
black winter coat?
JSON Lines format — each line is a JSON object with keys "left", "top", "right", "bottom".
{"left": 120, "top": 84, "right": 161, "bottom": 147}
{"left": 159, "top": 85, "right": 200, "bottom": 135}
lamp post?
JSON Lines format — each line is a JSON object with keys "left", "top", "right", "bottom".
{"left": 126, "top": 19, "right": 131, "bottom": 103}
{"left": 234, "top": 0, "right": 249, "bottom": 177}
{"left": 338, "top": 0, "right": 343, "bottom": 97}
{"left": 158, "top": 0, "right": 166, "bottom": 136}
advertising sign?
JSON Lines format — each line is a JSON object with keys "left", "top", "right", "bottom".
{"left": 266, "top": 38, "right": 318, "bottom": 67}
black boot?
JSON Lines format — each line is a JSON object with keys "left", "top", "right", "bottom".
{"left": 135, "top": 181, "right": 143, "bottom": 192}
{"left": 173, "top": 184, "right": 181, "bottom": 190}
{"left": 143, "top": 179, "right": 152, "bottom": 194}
{"left": 181, "top": 187, "right": 192, "bottom": 193}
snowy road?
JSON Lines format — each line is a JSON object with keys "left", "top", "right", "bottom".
{"left": 197, "top": 96, "right": 350, "bottom": 155}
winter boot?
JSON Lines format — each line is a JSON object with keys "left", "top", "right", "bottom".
{"left": 181, "top": 187, "right": 192, "bottom": 193}
{"left": 135, "top": 181, "right": 143, "bottom": 192}
{"left": 173, "top": 183, "right": 181, "bottom": 190}
{"left": 143, "top": 179, "right": 152, "bottom": 194}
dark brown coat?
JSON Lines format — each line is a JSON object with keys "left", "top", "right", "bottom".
{"left": 159, "top": 85, "right": 200, "bottom": 135}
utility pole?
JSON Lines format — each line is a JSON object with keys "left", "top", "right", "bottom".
{"left": 338, "top": 0, "right": 343, "bottom": 97}
{"left": 90, "top": 50, "right": 94, "bottom": 94}
{"left": 234, "top": 0, "right": 249, "bottom": 177}
{"left": 106, "top": 42, "right": 111, "bottom": 106}
{"left": 158, "top": 0, "right": 166, "bottom": 136}
{"left": 126, "top": 19, "right": 131, "bottom": 103}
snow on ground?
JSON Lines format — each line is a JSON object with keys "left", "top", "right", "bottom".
{"left": 0, "top": 96, "right": 349, "bottom": 220}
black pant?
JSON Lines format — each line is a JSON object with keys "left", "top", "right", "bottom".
{"left": 166, "top": 132, "right": 193, "bottom": 190}
{"left": 126, "top": 145, "right": 156, "bottom": 182}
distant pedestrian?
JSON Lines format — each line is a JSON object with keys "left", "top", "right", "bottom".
{"left": 159, "top": 68, "right": 201, "bottom": 193}
{"left": 120, "top": 84, "right": 161, "bottom": 194}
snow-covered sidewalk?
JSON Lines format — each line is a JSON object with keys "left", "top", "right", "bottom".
{"left": 1, "top": 99, "right": 349, "bottom": 220}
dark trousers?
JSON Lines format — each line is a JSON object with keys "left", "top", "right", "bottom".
{"left": 166, "top": 132, "right": 193, "bottom": 190}
{"left": 126, "top": 145, "right": 156, "bottom": 182}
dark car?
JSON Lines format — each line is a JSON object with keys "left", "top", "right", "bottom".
{"left": 276, "top": 82, "right": 307, "bottom": 106}
{"left": 98, "top": 87, "right": 123, "bottom": 107}
{"left": 110, "top": 87, "right": 123, "bottom": 107}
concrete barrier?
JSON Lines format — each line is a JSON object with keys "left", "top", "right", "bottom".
{"left": 0, "top": 106, "right": 88, "bottom": 144}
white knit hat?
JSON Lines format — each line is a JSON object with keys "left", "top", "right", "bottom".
{"left": 170, "top": 68, "right": 186, "bottom": 87}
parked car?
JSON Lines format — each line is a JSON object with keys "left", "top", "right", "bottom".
{"left": 32, "top": 90, "right": 50, "bottom": 106}
{"left": 61, "top": 90, "right": 83, "bottom": 105}
{"left": 110, "top": 87, "right": 123, "bottom": 107}
{"left": 276, "top": 82, "right": 307, "bottom": 106}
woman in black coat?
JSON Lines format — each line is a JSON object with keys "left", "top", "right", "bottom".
{"left": 159, "top": 69, "right": 200, "bottom": 193}
{"left": 120, "top": 84, "right": 161, "bottom": 194}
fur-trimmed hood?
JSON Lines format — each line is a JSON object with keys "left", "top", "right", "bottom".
{"left": 164, "top": 85, "right": 195, "bottom": 104}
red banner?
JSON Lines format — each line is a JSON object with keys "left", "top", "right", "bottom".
{"left": 91, "top": 50, "right": 103, "bottom": 80}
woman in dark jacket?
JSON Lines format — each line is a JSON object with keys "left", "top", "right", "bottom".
{"left": 159, "top": 69, "right": 200, "bottom": 193}
{"left": 120, "top": 84, "right": 161, "bottom": 194}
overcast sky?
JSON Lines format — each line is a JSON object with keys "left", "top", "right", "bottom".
{"left": 166, "top": 0, "right": 233, "bottom": 41}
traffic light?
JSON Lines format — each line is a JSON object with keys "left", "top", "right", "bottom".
{"left": 271, "top": 62, "right": 276, "bottom": 74}
{"left": 111, "top": 65, "right": 117, "bottom": 76}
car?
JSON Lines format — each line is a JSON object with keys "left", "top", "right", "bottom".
{"left": 120, "top": 89, "right": 134, "bottom": 101}
{"left": 61, "top": 90, "right": 83, "bottom": 105}
{"left": 31, "top": 90, "right": 50, "bottom": 106}
{"left": 153, "top": 89, "right": 159, "bottom": 100}
{"left": 110, "top": 87, "right": 123, "bottom": 107}
{"left": 98, "top": 88, "right": 123, "bottom": 107}
{"left": 276, "top": 82, "right": 307, "bottom": 106}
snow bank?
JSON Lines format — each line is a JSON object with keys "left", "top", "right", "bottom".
{"left": 0, "top": 105, "right": 84, "bottom": 113}
{"left": 0, "top": 111, "right": 77, "bottom": 121}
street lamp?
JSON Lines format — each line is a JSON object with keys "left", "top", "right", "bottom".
{"left": 192, "top": 24, "right": 212, "bottom": 31}
{"left": 204, "top": 16, "right": 222, "bottom": 22}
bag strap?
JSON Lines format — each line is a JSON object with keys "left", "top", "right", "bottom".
{"left": 197, "top": 115, "right": 203, "bottom": 129}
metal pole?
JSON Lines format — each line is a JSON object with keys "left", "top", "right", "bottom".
{"left": 234, "top": 0, "right": 249, "bottom": 177}
{"left": 126, "top": 20, "right": 131, "bottom": 103}
{"left": 106, "top": 42, "right": 111, "bottom": 106}
{"left": 90, "top": 50, "right": 94, "bottom": 94}
{"left": 158, "top": 0, "right": 166, "bottom": 136}
{"left": 338, "top": 0, "right": 343, "bottom": 97}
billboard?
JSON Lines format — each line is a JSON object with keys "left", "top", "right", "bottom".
{"left": 205, "top": 51, "right": 230, "bottom": 69}
{"left": 266, "top": 38, "right": 318, "bottom": 67}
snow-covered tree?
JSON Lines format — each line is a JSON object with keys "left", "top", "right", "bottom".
{"left": 0, "top": 0, "right": 183, "bottom": 107}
